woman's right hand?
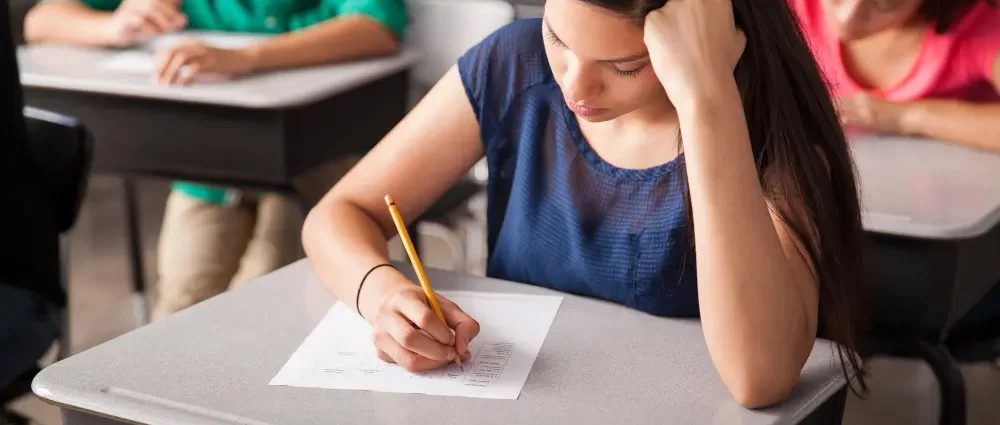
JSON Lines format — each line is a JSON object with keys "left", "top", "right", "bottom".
{"left": 104, "top": 0, "right": 187, "bottom": 47}
{"left": 365, "top": 274, "right": 480, "bottom": 372}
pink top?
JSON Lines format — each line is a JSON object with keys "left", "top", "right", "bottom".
{"left": 791, "top": 0, "right": 1000, "bottom": 102}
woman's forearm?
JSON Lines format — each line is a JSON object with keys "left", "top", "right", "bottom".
{"left": 25, "top": 1, "right": 114, "bottom": 46}
{"left": 246, "top": 15, "right": 399, "bottom": 73}
{"left": 680, "top": 81, "right": 815, "bottom": 408}
{"left": 302, "top": 200, "right": 409, "bottom": 317}
{"left": 901, "top": 100, "right": 1000, "bottom": 151}
{"left": 303, "top": 69, "right": 484, "bottom": 318}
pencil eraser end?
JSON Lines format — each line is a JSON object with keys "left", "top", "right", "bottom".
{"left": 384, "top": 195, "right": 395, "bottom": 206}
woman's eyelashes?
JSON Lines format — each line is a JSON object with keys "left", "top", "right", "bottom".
{"left": 613, "top": 66, "right": 645, "bottom": 78}
{"left": 543, "top": 29, "right": 565, "bottom": 47}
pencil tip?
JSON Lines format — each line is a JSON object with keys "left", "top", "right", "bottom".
{"left": 384, "top": 194, "right": 395, "bottom": 206}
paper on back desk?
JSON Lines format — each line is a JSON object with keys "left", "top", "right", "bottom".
{"left": 147, "top": 33, "right": 267, "bottom": 51}
{"left": 102, "top": 51, "right": 158, "bottom": 74}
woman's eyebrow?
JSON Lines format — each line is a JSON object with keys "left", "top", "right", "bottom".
{"left": 543, "top": 18, "right": 649, "bottom": 64}
{"left": 601, "top": 52, "right": 649, "bottom": 63}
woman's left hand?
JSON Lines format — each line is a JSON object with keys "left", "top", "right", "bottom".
{"left": 836, "top": 93, "right": 911, "bottom": 135}
{"left": 155, "top": 39, "right": 257, "bottom": 85}
{"left": 643, "top": 0, "right": 746, "bottom": 112}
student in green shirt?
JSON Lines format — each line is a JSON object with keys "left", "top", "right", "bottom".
{"left": 25, "top": 0, "right": 406, "bottom": 320}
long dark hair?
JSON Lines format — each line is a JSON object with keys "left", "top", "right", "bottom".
{"left": 921, "top": 0, "right": 996, "bottom": 33}
{"left": 579, "top": 0, "right": 868, "bottom": 393}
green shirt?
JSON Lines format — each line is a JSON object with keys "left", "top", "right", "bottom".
{"left": 77, "top": 0, "right": 407, "bottom": 36}
{"left": 75, "top": 0, "right": 407, "bottom": 204}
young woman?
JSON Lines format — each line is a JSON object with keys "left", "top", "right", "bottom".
{"left": 303, "top": 0, "right": 866, "bottom": 407}
{"left": 791, "top": 0, "right": 1000, "bottom": 343}
{"left": 791, "top": 0, "right": 999, "bottom": 148}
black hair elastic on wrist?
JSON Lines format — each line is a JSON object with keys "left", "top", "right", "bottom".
{"left": 356, "top": 263, "right": 395, "bottom": 317}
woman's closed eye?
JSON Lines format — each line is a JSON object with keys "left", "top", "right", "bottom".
{"left": 613, "top": 65, "right": 646, "bottom": 78}
{"left": 543, "top": 20, "right": 648, "bottom": 79}
{"left": 543, "top": 29, "right": 565, "bottom": 47}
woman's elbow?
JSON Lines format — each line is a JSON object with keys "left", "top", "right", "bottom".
{"left": 351, "top": 17, "right": 402, "bottom": 55}
{"left": 722, "top": 365, "right": 799, "bottom": 409}
{"left": 301, "top": 202, "right": 329, "bottom": 257}
{"left": 377, "top": 31, "right": 401, "bottom": 55}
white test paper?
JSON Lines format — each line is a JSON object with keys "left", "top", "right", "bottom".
{"left": 101, "top": 51, "right": 159, "bottom": 74}
{"left": 147, "top": 33, "right": 266, "bottom": 51}
{"left": 101, "top": 33, "right": 266, "bottom": 75}
{"left": 270, "top": 291, "right": 563, "bottom": 399}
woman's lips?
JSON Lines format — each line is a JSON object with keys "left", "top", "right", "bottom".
{"left": 565, "top": 99, "right": 608, "bottom": 117}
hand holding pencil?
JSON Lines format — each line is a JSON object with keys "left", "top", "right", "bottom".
{"left": 363, "top": 195, "right": 481, "bottom": 372}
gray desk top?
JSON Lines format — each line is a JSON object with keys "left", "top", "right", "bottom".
{"left": 34, "top": 260, "right": 845, "bottom": 425}
{"left": 17, "top": 31, "right": 419, "bottom": 109}
{"left": 852, "top": 134, "right": 1000, "bottom": 239}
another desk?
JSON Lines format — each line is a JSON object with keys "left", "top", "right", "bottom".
{"left": 17, "top": 39, "right": 418, "bottom": 187}
{"left": 17, "top": 38, "right": 418, "bottom": 323}
{"left": 854, "top": 134, "right": 1000, "bottom": 335}
{"left": 852, "top": 134, "right": 1000, "bottom": 425}
{"left": 33, "top": 261, "right": 848, "bottom": 425}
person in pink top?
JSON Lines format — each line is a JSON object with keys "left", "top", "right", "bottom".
{"left": 792, "top": 0, "right": 999, "bottom": 150}
{"left": 794, "top": 0, "right": 1000, "bottom": 356}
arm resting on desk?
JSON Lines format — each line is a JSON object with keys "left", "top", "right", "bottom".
{"left": 837, "top": 51, "right": 1000, "bottom": 150}
{"left": 898, "top": 100, "right": 1000, "bottom": 151}
{"left": 882, "top": 45, "right": 1000, "bottom": 150}
{"left": 24, "top": 1, "right": 115, "bottom": 46}
{"left": 303, "top": 69, "right": 481, "bottom": 316}
{"left": 681, "top": 86, "right": 821, "bottom": 409}
{"left": 303, "top": 68, "right": 482, "bottom": 371}
{"left": 245, "top": 15, "right": 400, "bottom": 73}
{"left": 900, "top": 26, "right": 1000, "bottom": 149}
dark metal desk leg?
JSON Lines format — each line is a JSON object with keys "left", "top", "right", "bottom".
{"left": 122, "top": 178, "right": 148, "bottom": 326}
{"left": 911, "top": 339, "right": 967, "bottom": 425}
{"left": 865, "top": 335, "right": 967, "bottom": 425}
{"left": 58, "top": 237, "right": 72, "bottom": 360}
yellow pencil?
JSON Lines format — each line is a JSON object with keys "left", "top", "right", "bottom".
{"left": 384, "top": 194, "right": 463, "bottom": 368}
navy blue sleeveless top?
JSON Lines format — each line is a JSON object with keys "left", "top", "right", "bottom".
{"left": 458, "top": 19, "right": 699, "bottom": 317}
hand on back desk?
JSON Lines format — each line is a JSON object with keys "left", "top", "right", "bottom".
{"left": 153, "top": 39, "right": 258, "bottom": 85}
{"left": 104, "top": 0, "right": 187, "bottom": 47}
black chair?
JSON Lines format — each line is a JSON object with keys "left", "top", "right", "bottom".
{"left": 7, "top": 0, "right": 35, "bottom": 46}
{"left": 0, "top": 368, "right": 40, "bottom": 425}
{"left": 407, "top": 178, "right": 484, "bottom": 257}
{"left": 0, "top": 107, "right": 93, "bottom": 425}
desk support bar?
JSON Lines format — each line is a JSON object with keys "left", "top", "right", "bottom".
{"left": 122, "top": 177, "right": 148, "bottom": 326}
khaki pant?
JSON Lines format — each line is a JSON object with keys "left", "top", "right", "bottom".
{"left": 152, "top": 191, "right": 302, "bottom": 320}
{"left": 151, "top": 157, "right": 359, "bottom": 320}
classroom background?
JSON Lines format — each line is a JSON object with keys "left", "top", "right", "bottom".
{"left": 3, "top": 0, "right": 999, "bottom": 424}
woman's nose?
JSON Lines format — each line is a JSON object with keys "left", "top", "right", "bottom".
{"left": 562, "top": 61, "right": 601, "bottom": 103}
